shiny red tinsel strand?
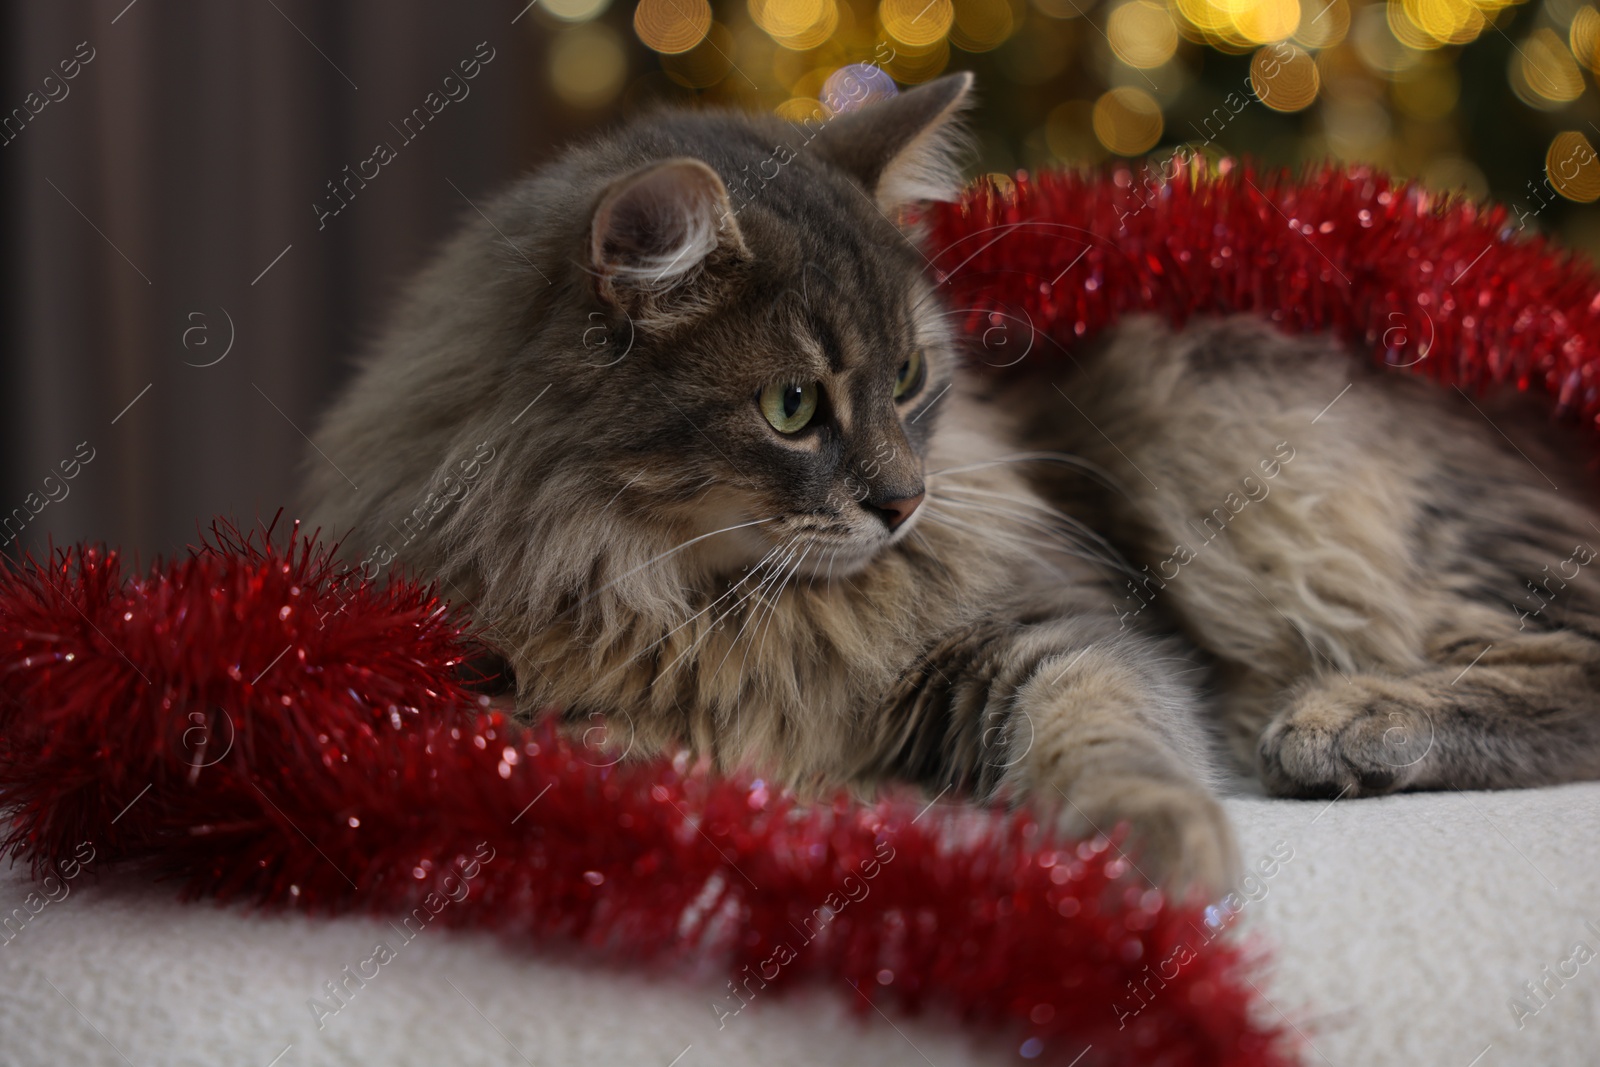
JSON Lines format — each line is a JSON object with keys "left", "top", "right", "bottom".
{"left": 926, "top": 162, "right": 1600, "bottom": 421}
{"left": 1, "top": 521, "right": 1292, "bottom": 1066}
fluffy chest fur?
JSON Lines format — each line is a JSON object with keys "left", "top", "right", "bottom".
{"left": 504, "top": 389, "right": 1115, "bottom": 786}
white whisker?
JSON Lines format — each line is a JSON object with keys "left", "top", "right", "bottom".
{"left": 560, "top": 515, "right": 777, "bottom": 617}
{"left": 709, "top": 539, "right": 804, "bottom": 691}
{"left": 919, "top": 507, "right": 1090, "bottom": 583}
{"left": 925, "top": 451, "right": 1128, "bottom": 497}
{"left": 932, "top": 494, "right": 1127, "bottom": 572}
{"left": 933, "top": 484, "right": 1134, "bottom": 577}
{"left": 647, "top": 540, "right": 793, "bottom": 689}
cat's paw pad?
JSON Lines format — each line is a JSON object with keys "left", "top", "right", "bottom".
{"left": 1258, "top": 683, "right": 1435, "bottom": 798}
{"left": 1058, "top": 778, "right": 1240, "bottom": 899}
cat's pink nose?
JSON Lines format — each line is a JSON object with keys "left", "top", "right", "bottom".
{"left": 870, "top": 492, "right": 925, "bottom": 531}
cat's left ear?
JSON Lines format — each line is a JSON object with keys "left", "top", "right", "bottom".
{"left": 814, "top": 71, "right": 974, "bottom": 211}
{"left": 589, "top": 158, "right": 748, "bottom": 319}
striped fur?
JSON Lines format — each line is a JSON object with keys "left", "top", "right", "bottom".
{"left": 1005, "top": 314, "right": 1600, "bottom": 800}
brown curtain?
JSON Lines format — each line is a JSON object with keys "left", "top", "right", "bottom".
{"left": 2, "top": 1, "right": 575, "bottom": 560}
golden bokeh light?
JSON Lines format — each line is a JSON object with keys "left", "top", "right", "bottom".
{"left": 786, "top": 66, "right": 832, "bottom": 99}
{"left": 1293, "top": 0, "right": 1348, "bottom": 49}
{"left": 881, "top": 0, "right": 956, "bottom": 46}
{"left": 634, "top": 0, "right": 713, "bottom": 54}
{"left": 1092, "top": 86, "right": 1164, "bottom": 154}
{"left": 551, "top": 23, "right": 628, "bottom": 107}
{"left": 1169, "top": 0, "right": 1301, "bottom": 51}
{"left": 751, "top": 0, "right": 840, "bottom": 49}
{"left": 1571, "top": 6, "right": 1600, "bottom": 75}
{"left": 949, "top": 0, "right": 1018, "bottom": 51}
{"left": 1351, "top": 1, "right": 1422, "bottom": 73}
{"left": 1173, "top": 0, "right": 1231, "bottom": 38}
{"left": 1386, "top": 0, "right": 1435, "bottom": 50}
{"left": 884, "top": 38, "right": 953, "bottom": 81}
{"left": 1510, "top": 28, "right": 1585, "bottom": 109}
{"left": 1232, "top": 0, "right": 1301, "bottom": 45}
{"left": 776, "top": 96, "right": 831, "bottom": 123}
{"left": 1548, "top": 131, "right": 1600, "bottom": 203}
{"left": 542, "top": 0, "right": 612, "bottom": 21}
{"left": 1251, "top": 42, "right": 1319, "bottom": 112}
{"left": 1415, "top": 0, "right": 1486, "bottom": 46}
{"left": 1107, "top": 1, "right": 1178, "bottom": 68}
{"left": 526, "top": 0, "right": 1596, "bottom": 266}
{"left": 1172, "top": 0, "right": 1243, "bottom": 53}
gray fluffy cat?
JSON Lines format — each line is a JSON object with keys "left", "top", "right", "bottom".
{"left": 304, "top": 73, "right": 1600, "bottom": 894}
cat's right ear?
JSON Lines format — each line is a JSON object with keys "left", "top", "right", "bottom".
{"left": 813, "top": 71, "right": 974, "bottom": 211}
{"left": 589, "top": 158, "right": 748, "bottom": 322}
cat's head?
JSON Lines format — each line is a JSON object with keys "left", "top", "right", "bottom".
{"left": 308, "top": 73, "right": 974, "bottom": 619}
{"left": 573, "top": 74, "right": 974, "bottom": 579}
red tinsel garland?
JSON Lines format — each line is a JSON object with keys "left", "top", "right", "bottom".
{"left": 0, "top": 524, "right": 1289, "bottom": 1066}
{"left": 926, "top": 162, "right": 1600, "bottom": 423}
{"left": 13, "top": 162, "right": 1597, "bottom": 1065}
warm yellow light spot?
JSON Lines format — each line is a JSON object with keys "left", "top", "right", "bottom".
{"left": 787, "top": 66, "right": 833, "bottom": 98}
{"left": 776, "top": 96, "right": 832, "bottom": 123}
{"left": 634, "top": 0, "right": 713, "bottom": 53}
{"left": 1511, "top": 28, "right": 1585, "bottom": 108}
{"left": 663, "top": 23, "right": 736, "bottom": 87}
{"left": 949, "top": 0, "right": 1017, "bottom": 50}
{"left": 1171, "top": 0, "right": 1304, "bottom": 50}
{"left": 543, "top": 0, "right": 612, "bottom": 20}
{"left": 1251, "top": 43, "right": 1319, "bottom": 111}
{"left": 752, "top": 0, "right": 823, "bottom": 36}
{"left": 881, "top": 0, "right": 956, "bottom": 46}
{"left": 1394, "top": 0, "right": 1484, "bottom": 48}
{"left": 751, "top": 0, "right": 840, "bottom": 49}
{"left": 1548, "top": 131, "right": 1600, "bottom": 202}
{"left": 551, "top": 23, "right": 628, "bottom": 107}
{"left": 1571, "top": 6, "right": 1600, "bottom": 74}
{"left": 1231, "top": 0, "right": 1301, "bottom": 44}
{"left": 1387, "top": 0, "right": 1436, "bottom": 49}
{"left": 1173, "top": 0, "right": 1233, "bottom": 35}
{"left": 1293, "top": 0, "right": 1348, "bottom": 49}
{"left": 1092, "top": 86, "right": 1164, "bottom": 155}
{"left": 784, "top": 1, "right": 840, "bottom": 49}
{"left": 1351, "top": 1, "right": 1422, "bottom": 73}
{"left": 1108, "top": 1, "right": 1179, "bottom": 67}
{"left": 884, "top": 37, "right": 952, "bottom": 81}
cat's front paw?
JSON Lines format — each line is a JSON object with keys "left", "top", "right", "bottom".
{"left": 1257, "top": 679, "right": 1434, "bottom": 798}
{"left": 1056, "top": 776, "right": 1240, "bottom": 900}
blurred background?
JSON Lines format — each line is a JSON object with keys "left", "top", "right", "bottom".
{"left": 4, "top": 0, "right": 1600, "bottom": 559}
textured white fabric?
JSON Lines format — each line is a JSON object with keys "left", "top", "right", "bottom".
{"left": 2, "top": 783, "right": 1597, "bottom": 1067}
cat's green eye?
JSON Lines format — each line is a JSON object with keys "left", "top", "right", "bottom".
{"left": 894, "top": 348, "right": 926, "bottom": 400}
{"left": 760, "top": 381, "right": 819, "bottom": 434}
